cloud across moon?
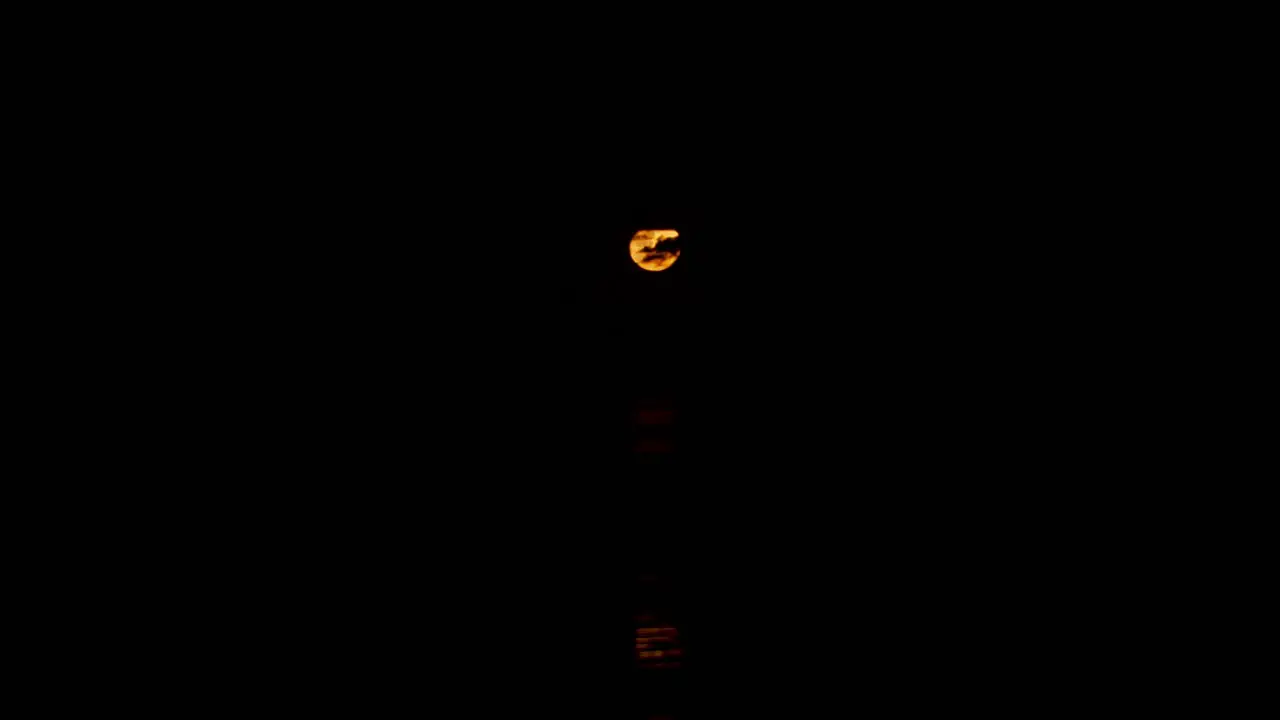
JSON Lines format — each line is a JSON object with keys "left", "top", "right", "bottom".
{"left": 629, "top": 229, "right": 681, "bottom": 272}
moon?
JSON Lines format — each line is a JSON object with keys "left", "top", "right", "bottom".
{"left": 629, "top": 229, "right": 681, "bottom": 272}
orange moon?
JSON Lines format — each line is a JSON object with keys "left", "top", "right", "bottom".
{"left": 629, "top": 229, "right": 680, "bottom": 272}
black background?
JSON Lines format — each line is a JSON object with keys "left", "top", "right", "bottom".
{"left": 130, "top": 173, "right": 1161, "bottom": 716}
{"left": 65, "top": 28, "right": 1197, "bottom": 714}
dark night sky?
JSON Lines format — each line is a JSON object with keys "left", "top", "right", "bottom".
{"left": 110, "top": 33, "right": 1182, "bottom": 713}
{"left": 187, "top": 180, "right": 1146, "bottom": 708}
